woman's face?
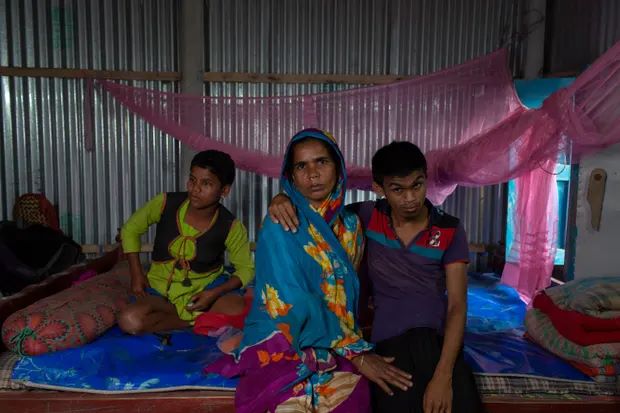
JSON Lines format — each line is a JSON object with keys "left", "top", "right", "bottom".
{"left": 290, "top": 139, "right": 338, "bottom": 208}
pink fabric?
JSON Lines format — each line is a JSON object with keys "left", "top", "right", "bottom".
{"left": 96, "top": 42, "right": 620, "bottom": 302}
{"left": 72, "top": 269, "right": 98, "bottom": 286}
{"left": 98, "top": 49, "right": 522, "bottom": 194}
{"left": 503, "top": 162, "right": 558, "bottom": 301}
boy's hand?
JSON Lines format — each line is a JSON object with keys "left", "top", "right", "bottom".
{"left": 423, "top": 373, "right": 452, "bottom": 413}
{"left": 268, "top": 193, "right": 299, "bottom": 232}
{"left": 127, "top": 253, "right": 148, "bottom": 297}
{"left": 186, "top": 290, "right": 220, "bottom": 312}
{"left": 352, "top": 353, "right": 413, "bottom": 396}
{"left": 131, "top": 274, "right": 149, "bottom": 297}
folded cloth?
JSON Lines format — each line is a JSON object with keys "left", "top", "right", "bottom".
{"left": 569, "top": 359, "right": 619, "bottom": 381}
{"left": 525, "top": 309, "right": 620, "bottom": 369}
{"left": 545, "top": 277, "right": 620, "bottom": 319}
{"left": 193, "top": 294, "right": 253, "bottom": 335}
{"left": 533, "top": 292, "right": 620, "bottom": 345}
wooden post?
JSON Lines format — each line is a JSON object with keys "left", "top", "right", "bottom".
{"left": 179, "top": 0, "right": 205, "bottom": 188}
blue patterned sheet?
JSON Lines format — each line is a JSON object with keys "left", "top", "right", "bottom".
{"left": 464, "top": 273, "right": 591, "bottom": 382}
{"left": 466, "top": 272, "right": 526, "bottom": 333}
{"left": 12, "top": 273, "right": 591, "bottom": 392}
{"left": 12, "top": 326, "right": 238, "bottom": 393}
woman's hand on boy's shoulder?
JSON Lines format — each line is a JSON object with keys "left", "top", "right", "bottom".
{"left": 352, "top": 353, "right": 413, "bottom": 396}
{"left": 268, "top": 193, "right": 299, "bottom": 232}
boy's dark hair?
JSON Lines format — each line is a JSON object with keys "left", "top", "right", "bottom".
{"left": 190, "top": 150, "right": 236, "bottom": 186}
{"left": 285, "top": 138, "right": 341, "bottom": 178}
{"left": 372, "top": 141, "right": 427, "bottom": 185}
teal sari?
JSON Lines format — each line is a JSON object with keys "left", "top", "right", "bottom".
{"left": 207, "top": 129, "right": 373, "bottom": 413}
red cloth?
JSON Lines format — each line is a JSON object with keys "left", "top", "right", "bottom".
{"left": 193, "top": 295, "right": 253, "bottom": 335}
{"left": 569, "top": 359, "right": 619, "bottom": 378}
{"left": 13, "top": 193, "right": 60, "bottom": 231}
{"left": 532, "top": 292, "right": 620, "bottom": 346}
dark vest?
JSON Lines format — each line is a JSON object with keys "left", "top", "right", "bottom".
{"left": 151, "top": 192, "right": 235, "bottom": 273}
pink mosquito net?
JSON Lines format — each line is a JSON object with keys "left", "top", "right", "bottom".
{"left": 94, "top": 42, "right": 620, "bottom": 301}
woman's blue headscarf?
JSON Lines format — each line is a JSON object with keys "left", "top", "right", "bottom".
{"left": 237, "top": 128, "right": 372, "bottom": 366}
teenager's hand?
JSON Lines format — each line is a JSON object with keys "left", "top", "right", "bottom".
{"left": 131, "top": 274, "right": 149, "bottom": 297}
{"left": 352, "top": 353, "right": 413, "bottom": 395}
{"left": 423, "top": 373, "right": 452, "bottom": 413}
{"left": 268, "top": 193, "right": 299, "bottom": 232}
{"left": 127, "top": 253, "right": 148, "bottom": 297}
{"left": 186, "top": 290, "right": 220, "bottom": 312}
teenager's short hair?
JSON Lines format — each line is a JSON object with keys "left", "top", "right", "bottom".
{"left": 372, "top": 141, "right": 427, "bottom": 185}
{"left": 285, "top": 138, "right": 341, "bottom": 178}
{"left": 190, "top": 150, "right": 235, "bottom": 186}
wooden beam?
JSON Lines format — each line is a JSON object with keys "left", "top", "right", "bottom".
{"left": 202, "top": 71, "right": 407, "bottom": 85}
{"left": 0, "top": 67, "right": 180, "bottom": 81}
{"left": 0, "top": 390, "right": 235, "bottom": 413}
{"left": 80, "top": 244, "right": 101, "bottom": 255}
{"left": 0, "top": 391, "right": 618, "bottom": 413}
{"left": 98, "top": 243, "right": 152, "bottom": 253}
{"left": 469, "top": 243, "right": 487, "bottom": 254}
{"left": 0, "top": 66, "right": 407, "bottom": 85}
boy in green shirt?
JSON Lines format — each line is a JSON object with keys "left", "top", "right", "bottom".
{"left": 118, "top": 150, "right": 254, "bottom": 334}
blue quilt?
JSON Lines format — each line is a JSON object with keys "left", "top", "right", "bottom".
{"left": 12, "top": 273, "right": 591, "bottom": 392}
{"left": 12, "top": 326, "right": 238, "bottom": 392}
{"left": 464, "top": 273, "right": 591, "bottom": 382}
{"left": 466, "top": 272, "right": 526, "bottom": 333}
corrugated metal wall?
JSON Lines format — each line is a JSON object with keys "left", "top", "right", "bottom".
{"left": 546, "top": 0, "right": 620, "bottom": 73}
{"left": 2, "top": 0, "right": 524, "bottom": 245}
{"left": 208, "top": 0, "right": 525, "bottom": 244}
{"left": 595, "top": 0, "right": 620, "bottom": 56}
{"left": 0, "top": 0, "right": 179, "bottom": 244}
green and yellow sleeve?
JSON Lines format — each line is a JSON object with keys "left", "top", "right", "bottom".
{"left": 224, "top": 219, "right": 255, "bottom": 286}
{"left": 121, "top": 193, "right": 165, "bottom": 254}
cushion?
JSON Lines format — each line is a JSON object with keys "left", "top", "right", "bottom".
{"left": 1, "top": 263, "right": 130, "bottom": 356}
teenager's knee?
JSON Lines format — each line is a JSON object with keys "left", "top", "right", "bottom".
{"left": 451, "top": 358, "right": 482, "bottom": 412}
{"left": 452, "top": 386, "right": 483, "bottom": 413}
{"left": 118, "top": 307, "right": 147, "bottom": 335}
{"left": 210, "top": 294, "right": 245, "bottom": 315}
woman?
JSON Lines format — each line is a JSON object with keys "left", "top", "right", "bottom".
{"left": 207, "top": 129, "right": 411, "bottom": 412}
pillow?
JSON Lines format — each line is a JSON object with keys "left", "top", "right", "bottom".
{"left": 1, "top": 263, "right": 130, "bottom": 356}
{"left": 545, "top": 277, "right": 620, "bottom": 318}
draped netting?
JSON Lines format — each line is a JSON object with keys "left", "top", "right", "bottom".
{"left": 96, "top": 42, "right": 620, "bottom": 302}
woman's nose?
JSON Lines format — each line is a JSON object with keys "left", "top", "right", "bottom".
{"left": 307, "top": 165, "right": 319, "bottom": 179}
